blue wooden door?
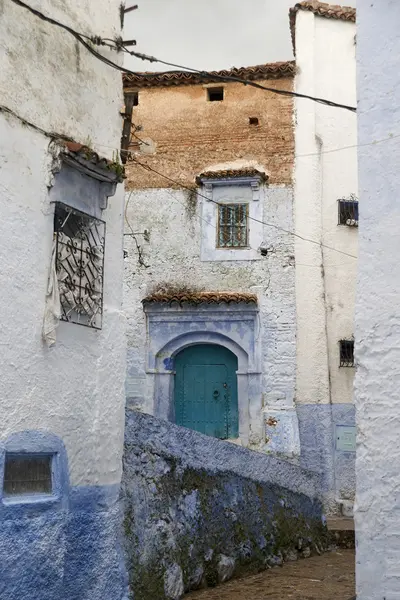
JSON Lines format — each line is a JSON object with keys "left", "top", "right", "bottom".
{"left": 174, "top": 344, "right": 239, "bottom": 439}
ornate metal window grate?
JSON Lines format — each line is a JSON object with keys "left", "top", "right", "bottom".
{"left": 217, "top": 203, "right": 249, "bottom": 248}
{"left": 3, "top": 454, "right": 52, "bottom": 496}
{"left": 54, "top": 202, "right": 105, "bottom": 329}
{"left": 339, "top": 340, "right": 355, "bottom": 367}
{"left": 338, "top": 200, "right": 359, "bottom": 226}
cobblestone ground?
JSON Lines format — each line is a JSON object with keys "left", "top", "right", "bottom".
{"left": 186, "top": 550, "right": 355, "bottom": 600}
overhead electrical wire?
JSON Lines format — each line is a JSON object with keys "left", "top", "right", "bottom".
{"left": 10, "top": 0, "right": 357, "bottom": 113}
{"left": 2, "top": 97, "right": 397, "bottom": 163}
{"left": 3, "top": 97, "right": 397, "bottom": 167}
{"left": 3, "top": 0, "right": 365, "bottom": 259}
{"left": 129, "top": 157, "right": 358, "bottom": 260}
{"left": 125, "top": 53, "right": 357, "bottom": 113}
{"left": 1, "top": 96, "right": 360, "bottom": 262}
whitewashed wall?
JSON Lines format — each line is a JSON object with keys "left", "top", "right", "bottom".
{"left": 294, "top": 10, "right": 358, "bottom": 512}
{"left": 124, "top": 181, "right": 298, "bottom": 455}
{"left": 0, "top": 0, "right": 125, "bottom": 487}
{"left": 355, "top": 3, "right": 400, "bottom": 598}
{"left": 0, "top": 3, "right": 127, "bottom": 597}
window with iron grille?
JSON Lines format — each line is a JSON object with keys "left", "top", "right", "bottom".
{"left": 217, "top": 204, "right": 249, "bottom": 248}
{"left": 339, "top": 340, "right": 355, "bottom": 367}
{"left": 338, "top": 200, "right": 359, "bottom": 226}
{"left": 3, "top": 454, "right": 53, "bottom": 496}
{"left": 54, "top": 202, "right": 105, "bottom": 329}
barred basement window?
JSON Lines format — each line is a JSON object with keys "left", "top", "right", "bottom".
{"left": 338, "top": 200, "right": 359, "bottom": 226}
{"left": 217, "top": 204, "right": 249, "bottom": 248}
{"left": 54, "top": 202, "right": 105, "bottom": 329}
{"left": 339, "top": 340, "right": 355, "bottom": 367}
{"left": 3, "top": 455, "right": 52, "bottom": 496}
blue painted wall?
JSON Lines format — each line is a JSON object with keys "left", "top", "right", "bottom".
{"left": 122, "top": 411, "right": 328, "bottom": 599}
{"left": 0, "top": 431, "right": 128, "bottom": 600}
{"left": 297, "top": 404, "right": 355, "bottom": 504}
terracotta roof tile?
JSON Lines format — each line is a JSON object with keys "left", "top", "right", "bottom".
{"left": 62, "top": 141, "right": 125, "bottom": 183}
{"left": 196, "top": 168, "right": 268, "bottom": 184}
{"left": 123, "top": 61, "right": 295, "bottom": 89}
{"left": 289, "top": 2, "right": 356, "bottom": 53}
{"left": 143, "top": 291, "right": 258, "bottom": 306}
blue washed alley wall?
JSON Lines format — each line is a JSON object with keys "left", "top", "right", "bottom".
{"left": 0, "top": 431, "right": 128, "bottom": 600}
{"left": 297, "top": 404, "right": 356, "bottom": 509}
{"left": 122, "top": 411, "right": 329, "bottom": 600}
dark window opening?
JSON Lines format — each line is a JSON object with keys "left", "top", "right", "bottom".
{"left": 217, "top": 204, "right": 248, "bottom": 248}
{"left": 338, "top": 200, "right": 359, "bottom": 226}
{"left": 249, "top": 117, "right": 259, "bottom": 126}
{"left": 129, "top": 92, "right": 139, "bottom": 106}
{"left": 207, "top": 87, "right": 224, "bottom": 102}
{"left": 339, "top": 340, "right": 355, "bottom": 367}
{"left": 3, "top": 455, "right": 53, "bottom": 496}
{"left": 54, "top": 202, "right": 105, "bottom": 330}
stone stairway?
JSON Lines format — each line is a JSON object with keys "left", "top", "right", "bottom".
{"left": 327, "top": 518, "right": 355, "bottom": 549}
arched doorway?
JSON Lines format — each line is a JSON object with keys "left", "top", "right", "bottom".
{"left": 174, "top": 344, "right": 239, "bottom": 439}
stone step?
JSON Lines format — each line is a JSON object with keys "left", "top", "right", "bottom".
{"left": 327, "top": 518, "right": 355, "bottom": 549}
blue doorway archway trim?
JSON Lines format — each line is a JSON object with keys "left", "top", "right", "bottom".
{"left": 144, "top": 302, "right": 262, "bottom": 447}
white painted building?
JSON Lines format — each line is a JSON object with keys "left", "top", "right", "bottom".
{"left": 123, "top": 64, "right": 298, "bottom": 457}
{"left": 291, "top": 1, "right": 357, "bottom": 514}
{"left": 0, "top": 2, "right": 127, "bottom": 598}
{"left": 355, "top": 2, "right": 400, "bottom": 598}
{"left": 123, "top": 1, "right": 359, "bottom": 515}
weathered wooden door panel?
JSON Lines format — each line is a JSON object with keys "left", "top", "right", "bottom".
{"left": 175, "top": 344, "right": 238, "bottom": 439}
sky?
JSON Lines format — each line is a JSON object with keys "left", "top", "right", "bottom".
{"left": 124, "top": 0, "right": 356, "bottom": 73}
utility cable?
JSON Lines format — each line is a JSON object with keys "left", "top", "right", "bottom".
{"left": 10, "top": 0, "right": 356, "bottom": 113}
{"left": 129, "top": 157, "right": 357, "bottom": 259}
{"left": 125, "top": 53, "right": 357, "bottom": 113}
{"left": 3, "top": 96, "right": 396, "bottom": 165}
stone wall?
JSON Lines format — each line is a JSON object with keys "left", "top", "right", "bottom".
{"left": 122, "top": 411, "right": 329, "bottom": 599}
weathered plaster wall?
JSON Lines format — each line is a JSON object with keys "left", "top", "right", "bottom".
{"left": 294, "top": 10, "right": 357, "bottom": 511}
{"left": 122, "top": 410, "right": 329, "bottom": 599}
{"left": 124, "top": 77, "right": 294, "bottom": 188}
{"left": 124, "top": 184, "right": 297, "bottom": 453}
{"left": 0, "top": 2, "right": 127, "bottom": 597}
{"left": 0, "top": 0, "right": 123, "bottom": 160}
{"left": 355, "top": 2, "right": 400, "bottom": 598}
{"left": 0, "top": 432, "right": 127, "bottom": 600}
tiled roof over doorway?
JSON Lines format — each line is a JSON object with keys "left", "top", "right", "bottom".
{"left": 142, "top": 291, "right": 258, "bottom": 306}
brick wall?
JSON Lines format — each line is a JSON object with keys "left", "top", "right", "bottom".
{"left": 124, "top": 77, "right": 294, "bottom": 188}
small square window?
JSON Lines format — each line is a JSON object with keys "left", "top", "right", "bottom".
{"left": 339, "top": 340, "right": 355, "bottom": 367}
{"left": 3, "top": 455, "right": 52, "bottom": 496}
{"left": 207, "top": 87, "right": 224, "bottom": 102}
{"left": 217, "top": 204, "right": 248, "bottom": 248}
{"left": 249, "top": 117, "right": 259, "bottom": 126}
{"left": 338, "top": 200, "right": 359, "bottom": 226}
{"left": 54, "top": 202, "right": 105, "bottom": 329}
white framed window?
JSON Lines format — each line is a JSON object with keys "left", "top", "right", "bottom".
{"left": 198, "top": 171, "right": 266, "bottom": 262}
{"left": 217, "top": 203, "right": 249, "bottom": 248}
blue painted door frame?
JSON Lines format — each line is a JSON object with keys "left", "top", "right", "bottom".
{"left": 174, "top": 344, "right": 239, "bottom": 439}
